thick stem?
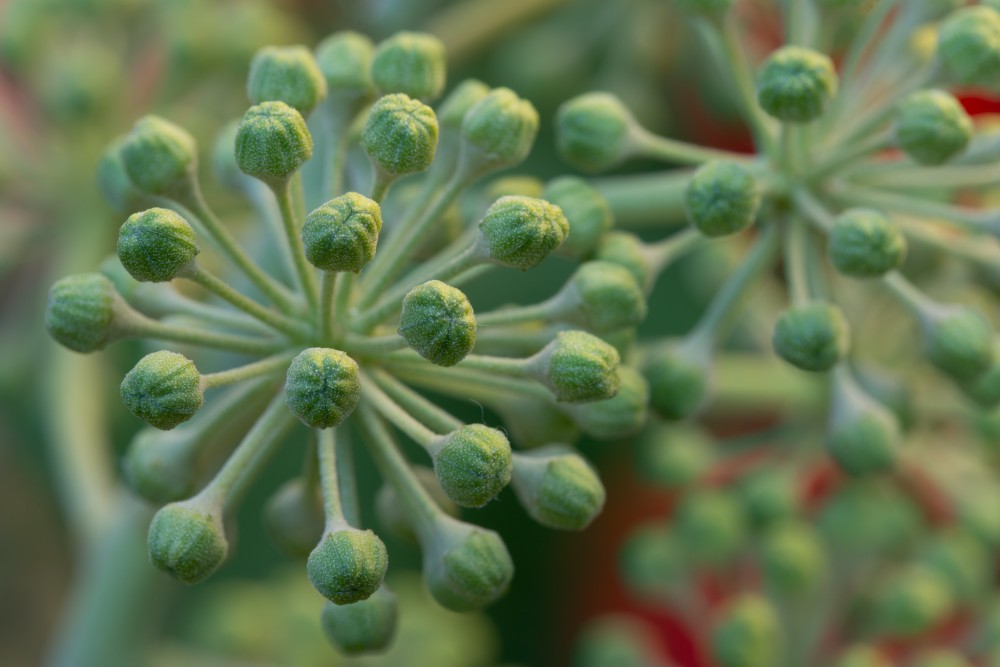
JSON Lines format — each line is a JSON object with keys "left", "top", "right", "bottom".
{"left": 272, "top": 179, "right": 320, "bottom": 310}
{"left": 364, "top": 376, "right": 441, "bottom": 447}
{"left": 316, "top": 428, "right": 345, "bottom": 527}
{"left": 200, "top": 353, "right": 294, "bottom": 389}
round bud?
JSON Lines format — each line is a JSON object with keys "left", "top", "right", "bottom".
{"left": 422, "top": 518, "right": 514, "bottom": 611}
{"left": 533, "top": 330, "right": 620, "bottom": 403}
{"left": 120, "top": 115, "right": 197, "bottom": 196}
{"left": 147, "top": 501, "right": 227, "bottom": 585}
{"left": 97, "top": 135, "right": 148, "bottom": 213}
{"left": 772, "top": 302, "right": 850, "bottom": 372}
{"left": 555, "top": 92, "right": 636, "bottom": 173}
{"left": 684, "top": 161, "right": 761, "bottom": 237}
{"left": 437, "top": 79, "right": 491, "bottom": 130}
{"left": 760, "top": 522, "right": 826, "bottom": 596}
{"left": 45, "top": 273, "right": 123, "bottom": 353}
{"left": 315, "top": 32, "right": 374, "bottom": 99}
{"left": 307, "top": 526, "right": 389, "bottom": 605}
{"left": 960, "top": 340, "right": 1000, "bottom": 408}
{"left": 756, "top": 46, "right": 837, "bottom": 123}
{"left": 875, "top": 565, "right": 953, "bottom": 637}
{"left": 542, "top": 177, "right": 614, "bottom": 259}
{"left": 431, "top": 424, "right": 512, "bottom": 508}
{"left": 644, "top": 341, "right": 711, "bottom": 420}
{"left": 820, "top": 482, "right": 921, "bottom": 554}
{"left": 620, "top": 523, "right": 684, "bottom": 597}
{"left": 121, "top": 351, "right": 204, "bottom": 430}
{"left": 833, "top": 645, "right": 893, "bottom": 667}
{"left": 320, "top": 585, "right": 397, "bottom": 655}
{"left": 478, "top": 195, "right": 568, "bottom": 270}
{"left": 285, "top": 348, "right": 361, "bottom": 429}
{"left": 460, "top": 87, "right": 539, "bottom": 174}
{"left": 559, "top": 261, "right": 647, "bottom": 333}
{"left": 896, "top": 89, "right": 972, "bottom": 165}
{"left": 263, "top": 478, "right": 324, "bottom": 558}
{"left": 827, "top": 369, "right": 900, "bottom": 475}
{"left": 371, "top": 32, "right": 446, "bottom": 101}
{"left": 675, "top": 490, "right": 746, "bottom": 566}
{"left": 302, "top": 192, "right": 382, "bottom": 273}
{"left": 376, "top": 466, "right": 459, "bottom": 543}
{"left": 573, "top": 616, "right": 661, "bottom": 667}
{"left": 738, "top": 470, "right": 797, "bottom": 528}
{"left": 398, "top": 280, "right": 476, "bottom": 367}
{"left": 117, "top": 207, "right": 199, "bottom": 283}
{"left": 360, "top": 93, "right": 438, "bottom": 176}
{"left": 923, "top": 305, "right": 994, "bottom": 381}
{"left": 511, "top": 446, "right": 605, "bottom": 531}
{"left": 561, "top": 366, "right": 649, "bottom": 440}
{"left": 235, "top": 101, "right": 313, "bottom": 185}
{"left": 937, "top": 6, "right": 1000, "bottom": 88}
{"left": 711, "top": 595, "right": 782, "bottom": 667}
{"left": 122, "top": 429, "right": 197, "bottom": 504}
{"left": 247, "top": 45, "right": 327, "bottom": 114}
{"left": 829, "top": 208, "right": 906, "bottom": 277}
{"left": 595, "top": 231, "right": 653, "bottom": 291}
{"left": 920, "top": 529, "right": 990, "bottom": 604}
{"left": 635, "top": 423, "right": 714, "bottom": 488}
{"left": 911, "top": 651, "right": 972, "bottom": 667}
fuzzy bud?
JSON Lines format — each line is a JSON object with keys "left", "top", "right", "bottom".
{"left": 760, "top": 522, "right": 826, "bottom": 596}
{"left": 896, "top": 89, "right": 973, "bottom": 165}
{"left": 635, "top": 424, "right": 714, "bottom": 488}
{"left": 756, "top": 46, "right": 837, "bottom": 123}
{"left": 235, "top": 101, "right": 313, "bottom": 185}
{"left": 829, "top": 208, "right": 906, "bottom": 277}
{"left": 595, "top": 231, "right": 653, "bottom": 291}
{"left": 478, "top": 195, "right": 568, "bottom": 270}
{"left": 320, "top": 585, "right": 397, "bottom": 655}
{"left": 675, "top": 490, "right": 746, "bottom": 566}
{"left": 644, "top": 340, "right": 711, "bottom": 420}
{"left": 558, "top": 261, "right": 647, "bottom": 333}
{"left": 875, "top": 565, "right": 954, "bottom": 637}
{"left": 532, "top": 330, "right": 620, "bottom": 403}
{"left": 542, "top": 177, "right": 614, "bottom": 259}
{"left": 147, "top": 500, "right": 227, "bottom": 585}
{"left": 307, "top": 526, "right": 389, "bottom": 605}
{"left": 247, "top": 45, "right": 327, "bottom": 114}
{"left": 555, "top": 92, "right": 637, "bottom": 172}
{"left": 922, "top": 305, "right": 994, "bottom": 381}
{"left": 511, "top": 445, "right": 606, "bottom": 530}
{"left": 263, "top": 479, "right": 324, "bottom": 558}
{"left": 285, "top": 348, "right": 361, "bottom": 428}
{"left": 398, "top": 280, "right": 476, "bottom": 367}
{"left": 45, "top": 273, "right": 126, "bottom": 353}
{"left": 430, "top": 424, "right": 512, "bottom": 508}
{"left": 315, "top": 31, "right": 374, "bottom": 102}
{"left": 460, "top": 88, "right": 539, "bottom": 175}
{"left": 827, "top": 368, "right": 900, "bottom": 475}
{"left": 371, "top": 32, "right": 446, "bottom": 101}
{"left": 561, "top": 366, "right": 649, "bottom": 440}
{"left": 772, "top": 302, "right": 850, "bottom": 372}
{"left": 711, "top": 595, "right": 782, "bottom": 667}
{"left": 121, "top": 351, "right": 204, "bottom": 430}
{"left": 302, "top": 192, "right": 382, "bottom": 273}
{"left": 361, "top": 93, "right": 438, "bottom": 176}
{"left": 120, "top": 115, "right": 198, "bottom": 196}
{"left": 421, "top": 517, "right": 514, "bottom": 611}
{"left": 117, "top": 207, "right": 199, "bottom": 283}
{"left": 685, "top": 161, "right": 761, "bottom": 237}
{"left": 937, "top": 6, "right": 1000, "bottom": 88}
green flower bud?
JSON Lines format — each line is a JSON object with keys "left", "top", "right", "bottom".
{"left": 959, "top": 340, "right": 1000, "bottom": 408}
{"left": 820, "top": 481, "right": 922, "bottom": 554}
{"left": 620, "top": 523, "right": 684, "bottom": 597}
{"left": 147, "top": 500, "right": 227, "bottom": 585}
{"left": 375, "top": 466, "right": 459, "bottom": 543}
{"left": 45, "top": 273, "right": 128, "bottom": 353}
{"left": 937, "top": 6, "right": 1000, "bottom": 88}
{"left": 235, "top": 101, "right": 313, "bottom": 185}
{"left": 738, "top": 470, "right": 797, "bottom": 528}
{"left": 922, "top": 305, "right": 994, "bottom": 381}
{"left": 832, "top": 645, "right": 892, "bottom": 667}
{"left": 772, "top": 302, "right": 850, "bottom": 372}
{"left": 557, "top": 261, "right": 647, "bottom": 333}
{"left": 263, "top": 478, "right": 324, "bottom": 558}
{"left": 644, "top": 339, "right": 712, "bottom": 420}
{"left": 302, "top": 192, "right": 382, "bottom": 273}
{"left": 117, "top": 207, "right": 199, "bottom": 283}
{"left": 371, "top": 32, "right": 446, "bottom": 101}
{"left": 532, "top": 330, "right": 620, "bottom": 403}
{"left": 285, "top": 348, "right": 361, "bottom": 429}
{"left": 123, "top": 429, "right": 198, "bottom": 504}
{"left": 827, "top": 368, "right": 901, "bottom": 475}
{"left": 911, "top": 651, "right": 972, "bottom": 667}
{"left": 307, "top": 526, "right": 389, "bottom": 605}
{"left": 360, "top": 93, "right": 438, "bottom": 176}
{"left": 120, "top": 115, "right": 197, "bottom": 196}
{"left": 320, "top": 585, "right": 397, "bottom": 655}
{"left": 635, "top": 423, "right": 714, "bottom": 488}
{"left": 684, "top": 161, "right": 761, "bottom": 237}
{"left": 555, "top": 92, "right": 637, "bottom": 172}
{"left": 760, "top": 522, "right": 826, "bottom": 596}
{"left": 398, "top": 280, "right": 476, "bottom": 367}
{"left": 561, "top": 366, "right": 649, "bottom": 440}
{"left": 97, "top": 135, "right": 149, "bottom": 213}
{"left": 542, "top": 177, "right": 614, "bottom": 259}
{"left": 121, "top": 351, "right": 204, "bottom": 430}
{"left": 756, "top": 46, "right": 837, "bottom": 123}
{"left": 478, "top": 196, "right": 568, "bottom": 270}
{"left": 421, "top": 517, "right": 513, "bottom": 611}
{"left": 247, "top": 45, "right": 327, "bottom": 114}
{"left": 895, "top": 89, "right": 973, "bottom": 165}
{"left": 595, "top": 231, "right": 653, "bottom": 291}
{"left": 875, "top": 565, "right": 953, "bottom": 637}
{"left": 315, "top": 32, "right": 374, "bottom": 100}
{"left": 573, "top": 616, "right": 660, "bottom": 667}
{"left": 675, "top": 490, "right": 746, "bottom": 566}
{"left": 920, "top": 529, "right": 990, "bottom": 604}
{"left": 460, "top": 88, "right": 539, "bottom": 174}
{"left": 437, "top": 79, "right": 491, "bottom": 129}
{"left": 430, "top": 424, "right": 512, "bottom": 508}
{"left": 511, "top": 446, "right": 606, "bottom": 530}
{"left": 829, "top": 208, "right": 906, "bottom": 277}
{"left": 711, "top": 595, "right": 782, "bottom": 667}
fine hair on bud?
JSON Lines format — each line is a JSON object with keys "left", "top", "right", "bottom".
{"left": 533, "top": 330, "right": 621, "bottom": 403}
{"left": 684, "top": 161, "right": 761, "bottom": 237}
{"left": 421, "top": 517, "right": 514, "bottom": 611}
{"left": 45, "top": 273, "right": 126, "bottom": 353}
{"left": 302, "top": 192, "right": 382, "bottom": 273}
{"left": 398, "top": 280, "right": 476, "bottom": 367}
{"left": 510, "top": 445, "right": 606, "bottom": 530}
{"left": 285, "top": 348, "right": 361, "bottom": 429}
{"left": 235, "top": 101, "right": 313, "bottom": 185}
{"left": 247, "top": 44, "right": 327, "bottom": 114}
{"left": 371, "top": 31, "right": 446, "bottom": 101}
{"left": 121, "top": 350, "right": 204, "bottom": 430}
{"left": 561, "top": 365, "right": 649, "bottom": 440}
{"left": 361, "top": 93, "right": 439, "bottom": 176}
{"left": 147, "top": 500, "right": 228, "bottom": 585}
{"left": 307, "top": 526, "right": 389, "bottom": 605}
{"left": 479, "top": 195, "right": 568, "bottom": 270}
{"left": 117, "top": 207, "right": 200, "bottom": 282}
{"left": 431, "top": 424, "right": 512, "bottom": 508}
{"left": 560, "top": 261, "right": 648, "bottom": 333}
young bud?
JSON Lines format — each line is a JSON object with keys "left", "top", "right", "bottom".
{"left": 832, "top": 646, "right": 892, "bottom": 667}
{"left": 98, "top": 135, "right": 149, "bottom": 213}
{"left": 675, "top": 490, "right": 746, "bottom": 566}
{"left": 711, "top": 595, "right": 782, "bottom": 667}
{"left": 772, "top": 302, "right": 850, "bottom": 372}
{"left": 45, "top": 273, "right": 126, "bottom": 353}
{"left": 911, "top": 651, "right": 972, "bottom": 667}
{"left": 820, "top": 482, "right": 921, "bottom": 554}
{"left": 635, "top": 423, "right": 714, "bottom": 488}
{"left": 738, "top": 470, "right": 797, "bottom": 528}
{"left": 510, "top": 445, "right": 606, "bottom": 530}
{"left": 436, "top": 80, "right": 491, "bottom": 132}
{"left": 555, "top": 92, "right": 637, "bottom": 172}
{"left": 756, "top": 46, "right": 837, "bottom": 123}
{"left": 375, "top": 466, "right": 459, "bottom": 543}
{"left": 315, "top": 32, "right": 374, "bottom": 100}
{"left": 320, "top": 585, "right": 397, "bottom": 655}
{"left": 937, "top": 6, "right": 1000, "bottom": 88}
{"left": 620, "top": 523, "right": 683, "bottom": 597}
{"left": 595, "top": 231, "right": 653, "bottom": 291}
{"left": 478, "top": 196, "right": 568, "bottom": 270}
{"left": 307, "top": 526, "right": 389, "bottom": 604}
{"left": 460, "top": 88, "right": 539, "bottom": 174}
{"left": 959, "top": 340, "right": 1000, "bottom": 408}
{"left": 531, "top": 330, "right": 620, "bottom": 403}
{"left": 398, "top": 280, "right": 476, "bottom": 367}
{"left": 542, "top": 177, "right": 614, "bottom": 259}
{"left": 561, "top": 366, "right": 649, "bottom": 440}
{"left": 303, "top": 192, "right": 382, "bottom": 273}
{"left": 558, "top": 261, "right": 647, "bottom": 333}
{"left": 684, "top": 161, "right": 761, "bottom": 237}
{"left": 247, "top": 45, "right": 327, "bottom": 114}
{"left": 123, "top": 429, "right": 198, "bottom": 504}
{"left": 121, "top": 351, "right": 204, "bottom": 430}
{"left": 573, "top": 616, "right": 661, "bottom": 667}
{"left": 895, "top": 89, "right": 973, "bottom": 165}
{"left": 430, "top": 424, "right": 512, "bottom": 508}
{"left": 875, "top": 565, "right": 954, "bottom": 637}
{"left": 829, "top": 208, "right": 906, "bottom": 277}
{"left": 827, "top": 368, "right": 900, "bottom": 475}
{"left": 371, "top": 32, "right": 446, "bottom": 101}
{"left": 922, "top": 305, "right": 994, "bottom": 381}
{"left": 147, "top": 500, "right": 227, "bottom": 585}
{"left": 285, "top": 348, "right": 361, "bottom": 429}
{"left": 760, "top": 522, "right": 826, "bottom": 596}
{"left": 644, "top": 340, "right": 711, "bottom": 420}
{"left": 235, "top": 101, "right": 313, "bottom": 185}
{"left": 117, "top": 207, "right": 199, "bottom": 283}
{"left": 120, "top": 115, "right": 197, "bottom": 196}
{"left": 920, "top": 529, "right": 990, "bottom": 604}
{"left": 263, "top": 478, "right": 324, "bottom": 558}
{"left": 361, "top": 93, "right": 439, "bottom": 176}
{"left": 421, "top": 517, "right": 514, "bottom": 611}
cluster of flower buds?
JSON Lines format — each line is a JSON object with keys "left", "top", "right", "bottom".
{"left": 43, "top": 30, "right": 653, "bottom": 655}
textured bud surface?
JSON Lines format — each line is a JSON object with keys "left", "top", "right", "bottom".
{"left": 563, "top": 261, "right": 647, "bottom": 333}
{"left": 117, "top": 207, "right": 199, "bottom": 282}
{"left": 285, "top": 348, "right": 361, "bottom": 428}
{"left": 121, "top": 351, "right": 204, "bottom": 430}
{"left": 433, "top": 424, "right": 512, "bottom": 508}
{"left": 772, "top": 302, "right": 850, "bottom": 372}
{"left": 45, "top": 273, "right": 120, "bottom": 353}
{"left": 896, "top": 89, "right": 972, "bottom": 165}
{"left": 235, "top": 101, "right": 313, "bottom": 183}
{"left": 563, "top": 366, "right": 649, "bottom": 440}
{"left": 539, "top": 330, "right": 620, "bottom": 402}
{"left": 302, "top": 192, "right": 382, "bottom": 273}
{"left": 756, "top": 46, "right": 837, "bottom": 122}
{"left": 398, "top": 280, "right": 476, "bottom": 367}
{"left": 479, "top": 195, "right": 568, "bottom": 270}
{"left": 361, "top": 93, "right": 438, "bottom": 175}
{"left": 512, "top": 447, "right": 606, "bottom": 530}
{"left": 307, "top": 527, "right": 389, "bottom": 604}
{"left": 320, "top": 585, "right": 397, "bottom": 655}
{"left": 829, "top": 208, "right": 906, "bottom": 277}
{"left": 595, "top": 231, "right": 652, "bottom": 291}
{"left": 371, "top": 32, "right": 446, "bottom": 101}
{"left": 938, "top": 6, "right": 1000, "bottom": 87}
{"left": 685, "top": 161, "right": 761, "bottom": 237}
{"left": 247, "top": 45, "right": 327, "bottom": 113}
{"left": 424, "top": 520, "right": 514, "bottom": 611}
{"left": 147, "top": 502, "right": 227, "bottom": 585}
{"left": 461, "top": 87, "right": 539, "bottom": 172}
{"left": 542, "top": 177, "right": 613, "bottom": 259}
{"left": 555, "top": 92, "right": 634, "bottom": 172}
{"left": 120, "top": 115, "right": 197, "bottom": 195}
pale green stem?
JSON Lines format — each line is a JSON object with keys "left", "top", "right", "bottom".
{"left": 827, "top": 66, "right": 936, "bottom": 149}
{"left": 364, "top": 376, "right": 441, "bottom": 447}
{"left": 133, "top": 285, "right": 275, "bottom": 336}
{"left": 784, "top": 217, "right": 812, "bottom": 306}
{"left": 388, "top": 361, "right": 552, "bottom": 402}
{"left": 880, "top": 270, "right": 936, "bottom": 317}
{"left": 370, "top": 169, "right": 395, "bottom": 204}
{"left": 344, "top": 333, "right": 409, "bottom": 356}
{"left": 200, "top": 353, "right": 294, "bottom": 389}
{"left": 334, "top": 271, "right": 355, "bottom": 324}
{"left": 316, "top": 428, "right": 345, "bottom": 527}
{"left": 852, "top": 161, "right": 1000, "bottom": 189}
{"left": 370, "top": 369, "right": 463, "bottom": 432}
{"left": 792, "top": 188, "right": 836, "bottom": 232}
{"left": 831, "top": 183, "right": 994, "bottom": 231}
{"left": 787, "top": 0, "right": 815, "bottom": 46}
{"left": 273, "top": 179, "right": 320, "bottom": 310}
{"left": 320, "top": 272, "right": 337, "bottom": 340}
{"left": 643, "top": 227, "right": 706, "bottom": 276}
{"left": 593, "top": 170, "right": 693, "bottom": 229}
{"left": 126, "top": 316, "right": 285, "bottom": 355}
{"left": 475, "top": 300, "right": 558, "bottom": 328}
{"left": 895, "top": 216, "right": 1000, "bottom": 266}
{"left": 336, "top": 431, "right": 361, "bottom": 527}
{"left": 239, "top": 178, "right": 297, "bottom": 284}
{"left": 631, "top": 127, "right": 755, "bottom": 166}
{"left": 809, "top": 129, "right": 892, "bottom": 182}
